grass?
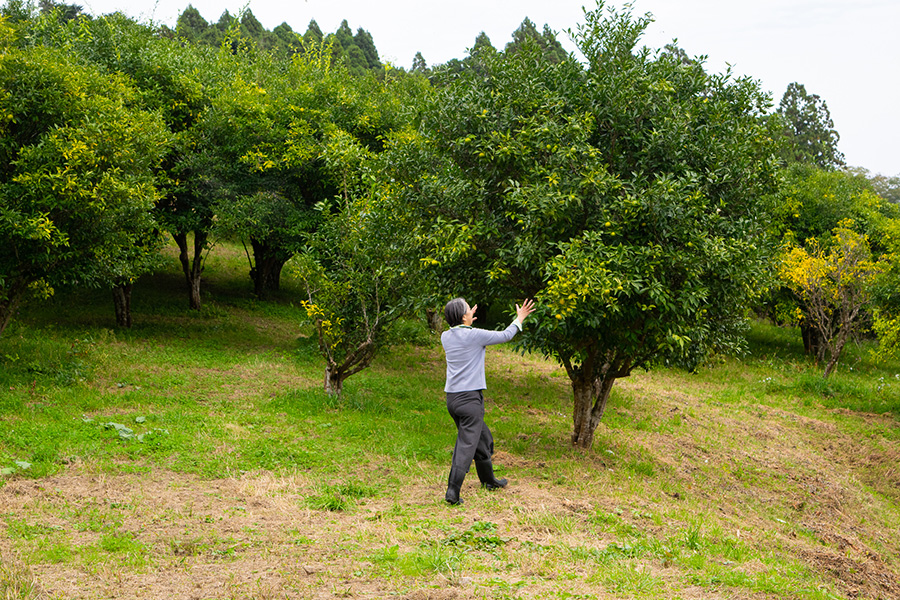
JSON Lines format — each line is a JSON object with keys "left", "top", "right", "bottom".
{"left": 0, "top": 241, "right": 899, "bottom": 599}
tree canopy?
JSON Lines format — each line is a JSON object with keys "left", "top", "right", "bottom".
{"left": 388, "top": 2, "right": 780, "bottom": 447}
{"left": 0, "top": 39, "right": 166, "bottom": 334}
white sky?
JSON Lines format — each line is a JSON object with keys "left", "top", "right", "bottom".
{"left": 79, "top": 0, "right": 900, "bottom": 176}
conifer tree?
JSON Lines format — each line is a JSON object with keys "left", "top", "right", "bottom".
{"left": 354, "top": 27, "right": 380, "bottom": 69}
{"left": 411, "top": 51, "right": 427, "bottom": 73}
{"left": 176, "top": 5, "right": 208, "bottom": 43}
{"left": 777, "top": 82, "right": 844, "bottom": 170}
{"left": 303, "top": 19, "right": 323, "bottom": 45}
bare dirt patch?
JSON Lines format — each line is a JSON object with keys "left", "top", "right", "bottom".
{"left": 612, "top": 376, "right": 900, "bottom": 600}
{"left": 3, "top": 364, "right": 900, "bottom": 599}
{"left": 1, "top": 465, "right": 645, "bottom": 599}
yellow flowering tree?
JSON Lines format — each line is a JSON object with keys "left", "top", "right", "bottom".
{"left": 779, "top": 223, "right": 884, "bottom": 377}
{"left": 768, "top": 164, "right": 900, "bottom": 358}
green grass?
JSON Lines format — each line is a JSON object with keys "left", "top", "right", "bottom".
{"left": 0, "top": 241, "right": 898, "bottom": 599}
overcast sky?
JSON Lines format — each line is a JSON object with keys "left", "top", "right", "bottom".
{"left": 79, "top": 0, "right": 900, "bottom": 176}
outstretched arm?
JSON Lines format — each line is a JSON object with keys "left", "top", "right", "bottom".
{"left": 472, "top": 299, "right": 537, "bottom": 347}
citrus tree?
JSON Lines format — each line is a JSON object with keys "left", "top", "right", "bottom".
{"left": 203, "top": 37, "right": 404, "bottom": 298}
{"left": 17, "top": 9, "right": 214, "bottom": 314}
{"left": 0, "top": 42, "right": 166, "bottom": 334}
{"left": 287, "top": 71, "right": 431, "bottom": 395}
{"left": 389, "top": 2, "right": 780, "bottom": 448}
{"left": 290, "top": 181, "right": 423, "bottom": 396}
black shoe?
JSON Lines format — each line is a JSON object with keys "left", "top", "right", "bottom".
{"left": 445, "top": 467, "right": 466, "bottom": 505}
{"left": 475, "top": 459, "right": 508, "bottom": 490}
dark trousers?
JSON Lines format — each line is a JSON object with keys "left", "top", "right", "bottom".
{"left": 446, "top": 390, "right": 493, "bottom": 472}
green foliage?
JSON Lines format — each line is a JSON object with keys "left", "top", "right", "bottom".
{"left": 0, "top": 42, "right": 167, "bottom": 334}
{"left": 389, "top": 1, "right": 780, "bottom": 447}
{"left": 204, "top": 37, "right": 407, "bottom": 297}
{"left": 776, "top": 82, "right": 844, "bottom": 169}
{"left": 288, "top": 181, "right": 425, "bottom": 395}
{"left": 774, "top": 164, "right": 898, "bottom": 249}
{"left": 9, "top": 9, "right": 218, "bottom": 314}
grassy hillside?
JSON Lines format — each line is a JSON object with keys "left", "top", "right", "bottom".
{"left": 1, "top": 242, "right": 899, "bottom": 600}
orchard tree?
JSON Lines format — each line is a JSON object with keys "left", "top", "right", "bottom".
{"left": 390, "top": 2, "right": 780, "bottom": 448}
{"left": 31, "top": 10, "right": 216, "bottom": 311}
{"left": 207, "top": 37, "right": 406, "bottom": 297}
{"left": 291, "top": 178, "right": 423, "bottom": 396}
{"left": 198, "top": 43, "right": 301, "bottom": 296}
{"left": 0, "top": 44, "right": 166, "bottom": 334}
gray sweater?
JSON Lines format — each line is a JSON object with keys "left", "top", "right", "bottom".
{"left": 441, "top": 320, "right": 522, "bottom": 392}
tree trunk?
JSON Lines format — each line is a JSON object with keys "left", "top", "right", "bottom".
{"left": 426, "top": 308, "right": 443, "bottom": 333}
{"left": 112, "top": 283, "right": 133, "bottom": 328}
{"left": 800, "top": 321, "right": 825, "bottom": 361}
{"left": 324, "top": 365, "right": 345, "bottom": 396}
{"left": 823, "top": 329, "right": 850, "bottom": 378}
{"left": 250, "top": 238, "right": 288, "bottom": 298}
{"left": 570, "top": 369, "right": 616, "bottom": 449}
{"left": 0, "top": 278, "right": 28, "bottom": 337}
{"left": 174, "top": 230, "right": 207, "bottom": 310}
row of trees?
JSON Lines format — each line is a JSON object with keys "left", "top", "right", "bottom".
{"left": 2, "top": 0, "right": 898, "bottom": 448}
{"left": 175, "top": 6, "right": 382, "bottom": 77}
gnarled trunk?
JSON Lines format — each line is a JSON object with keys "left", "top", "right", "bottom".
{"left": 112, "top": 282, "right": 133, "bottom": 328}
{"left": 800, "top": 321, "right": 825, "bottom": 361}
{"left": 426, "top": 308, "right": 444, "bottom": 333}
{"left": 564, "top": 350, "right": 630, "bottom": 449}
{"left": 319, "top": 339, "right": 375, "bottom": 397}
{"left": 570, "top": 371, "right": 616, "bottom": 449}
{"left": 324, "top": 366, "right": 345, "bottom": 396}
{"left": 173, "top": 230, "right": 207, "bottom": 310}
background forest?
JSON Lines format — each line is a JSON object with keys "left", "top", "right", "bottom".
{"left": 1, "top": 1, "right": 899, "bottom": 598}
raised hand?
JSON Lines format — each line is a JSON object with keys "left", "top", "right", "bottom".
{"left": 516, "top": 298, "right": 536, "bottom": 323}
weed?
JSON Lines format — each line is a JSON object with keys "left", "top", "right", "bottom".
{"left": 682, "top": 523, "right": 705, "bottom": 551}
{"left": 4, "top": 518, "right": 61, "bottom": 540}
{"left": 517, "top": 509, "right": 579, "bottom": 535}
{"left": 304, "top": 482, "right": 378, "bottom": 511}
{"left": 441, "top": 521, "right": 509, "bottom": 555}
{"left": 371, "top": 543, "right": 463, "bottom": 577}
{"left": 0, "top": 559, "right": 40, "bottom": 599}
{"left": 594, "top": 562, "right": 662, "bottom": 595}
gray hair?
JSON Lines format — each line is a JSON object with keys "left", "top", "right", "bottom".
{"left": 444, "top": 298, "right": 467, "bottom": 327}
